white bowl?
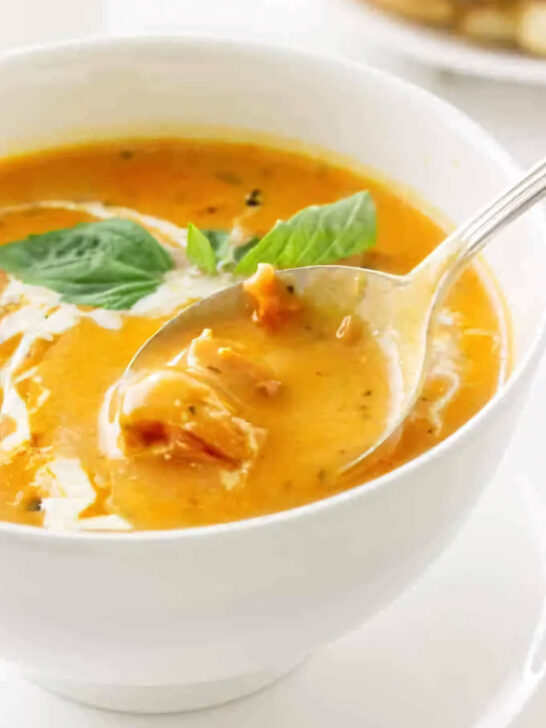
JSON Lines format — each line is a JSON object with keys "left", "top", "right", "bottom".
{"left": 0, "top": 36, "right": 544, "bottom": 715}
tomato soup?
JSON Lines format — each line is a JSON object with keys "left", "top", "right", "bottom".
{"left": 0, "top": 139, "right": 507, "bottom": 531}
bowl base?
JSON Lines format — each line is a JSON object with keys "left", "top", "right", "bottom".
{"left": 28, "top": 658, "right": 304, "bottom": 714}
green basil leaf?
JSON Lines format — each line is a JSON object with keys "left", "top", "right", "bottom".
{"left": 202, "top": 229, "right": 231, "bottom": 259}
{"left": 232, "top": 236, "right": 260, "bottom": 264}
{"left": 211, "top": 232, "right": 260, "bottom": 270}
{"left": 187, "top": 224, "right": 217, "bottom": 274}
{"left": 186, "top": 227, "right": 260, "bottom": 273}
{"left": 202, "top": 229, "right": 246, "bottom": 271}
{"left": 0, "top": 218, "right": 174, "bottom": 310}
{"left": 234, "top": 191, "right": 376, "bottom": 275}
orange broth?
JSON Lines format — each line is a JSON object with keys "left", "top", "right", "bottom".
{"left": 0, "top": 139, "right": 505, "bottom": 530}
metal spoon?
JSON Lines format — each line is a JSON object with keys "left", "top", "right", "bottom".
{"left": 125, "top": 157, "right": 546, "bottom": 473}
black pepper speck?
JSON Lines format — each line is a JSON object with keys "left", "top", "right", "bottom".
{"left": 245, "top": 189, "right": 263, "bottom": 207}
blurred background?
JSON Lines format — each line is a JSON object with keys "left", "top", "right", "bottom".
{"left": 0, "top": 0, "right": 543, "bottom": 166}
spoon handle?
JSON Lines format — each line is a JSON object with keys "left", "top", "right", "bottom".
{"left": 414, "top": 157, "right": 546, "bottom": 289}
{"left": 456, "top": 156, "right": 546, "bottom": 262}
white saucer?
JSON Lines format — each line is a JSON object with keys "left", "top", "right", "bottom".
{"left": 330, "top": 0, "right": 546, "bottom": 85}
{"left": 1, "top": 359, "right": 546, "bottom": 726}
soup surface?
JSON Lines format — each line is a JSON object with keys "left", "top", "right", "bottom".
{"left": 0, "top": 139, "right": 507, "bottom": 531}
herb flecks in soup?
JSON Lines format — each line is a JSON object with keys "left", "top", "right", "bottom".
{"left": 0, "top": 139, "right": 506, "bottom": 531}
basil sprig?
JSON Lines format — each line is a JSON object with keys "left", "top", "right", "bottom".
{"left": 187, "top": 191, "right": 376, "bottom": 276}
{"left": 0, "top": 191, "right": 376, "bottom": 310}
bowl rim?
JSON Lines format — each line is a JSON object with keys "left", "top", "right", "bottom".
{"left": 0, "top": 33, "right": 544, "bottom": 545}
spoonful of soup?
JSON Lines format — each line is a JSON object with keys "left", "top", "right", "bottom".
{"left": 115, "top": 157, "right": 546, "bottom": 477}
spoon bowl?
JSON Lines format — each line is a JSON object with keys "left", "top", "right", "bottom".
{"left": 125, "top": 264, "right": 427, "bottom": 467}
{"left": 126, "top": 157, "right": 546, "bottom": 472}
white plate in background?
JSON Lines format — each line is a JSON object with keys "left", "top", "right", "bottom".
{"left": 1, "top": 358, "right": 546, "bottom": 727}
{"left": 329, "top": 0, "right": 546, "bottom": 85}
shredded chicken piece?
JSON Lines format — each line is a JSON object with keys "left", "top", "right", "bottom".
{"left": 118, "top": 367, "right": 265, "bottom": 467}
{"left": 185, "top": 329, "right": 282, "bottom": 402}
{"left": 243, "top": 263, "right": 301, "bottom": 329}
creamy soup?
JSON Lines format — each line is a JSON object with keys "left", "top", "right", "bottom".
{"left": 0, "top": 139, "right": 507, "bottom": 531}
